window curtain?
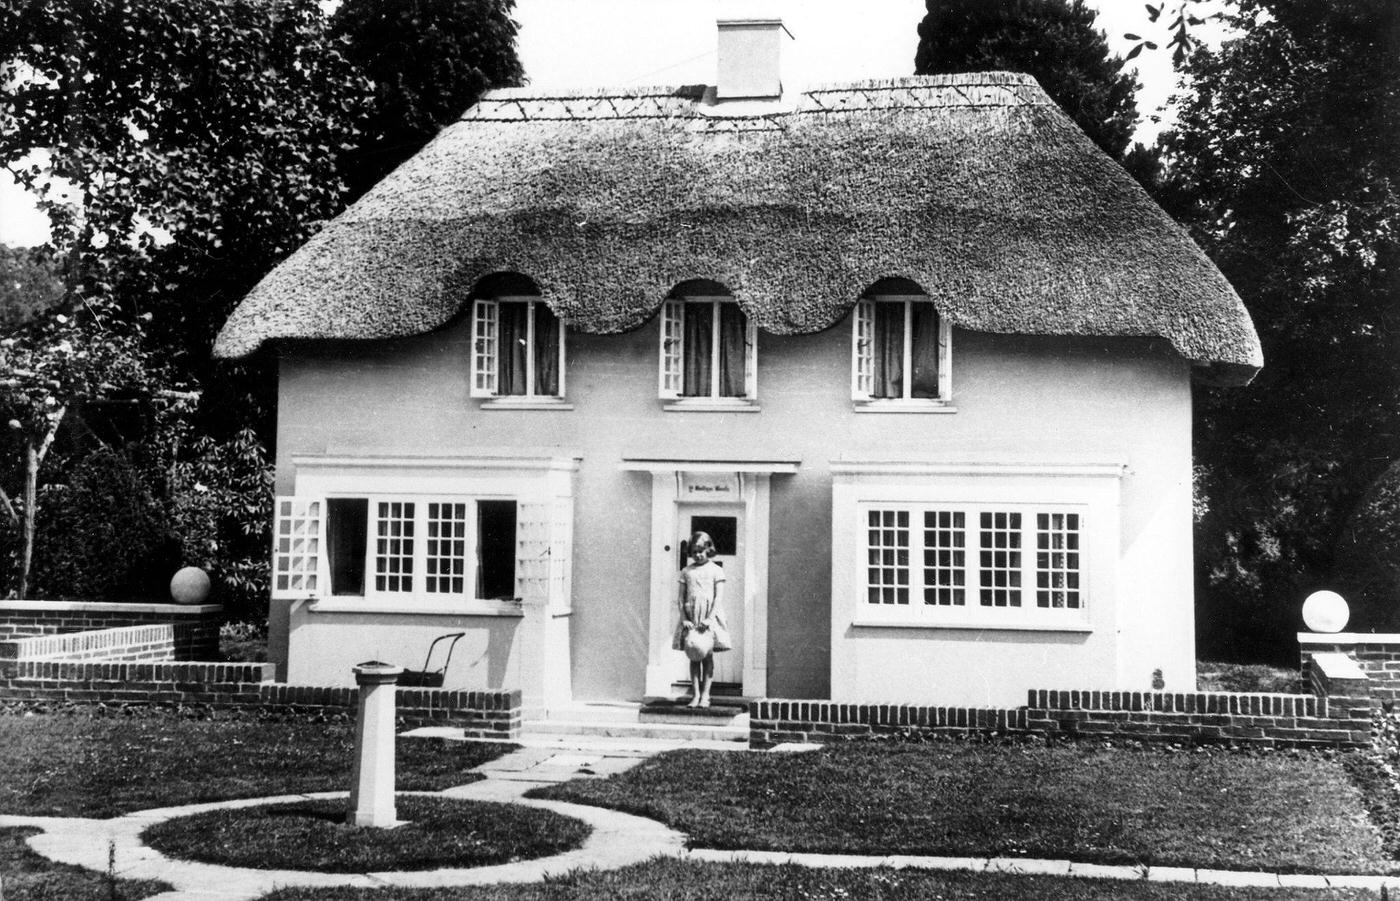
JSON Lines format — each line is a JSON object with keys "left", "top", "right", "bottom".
{"left": 682, "top": 302, "right": 713, "bottom": 396}
{"left": 497, "top": 303, "right": 529, "bottom": 396}
{"left": 718, "top": 303, "right": 747, "bottom": 397}
{"left": 533, "top": 304, "right": 560, "bottom": 396}
{"left": 872, "top": 303, "right": 904, "bottom": 398}
{"left": 910, "top": 304, "right": 940, "bottom": 398}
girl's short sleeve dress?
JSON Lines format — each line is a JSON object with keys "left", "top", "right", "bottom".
{"left": 672, "top": 559, "right": 732, "bottom": 652}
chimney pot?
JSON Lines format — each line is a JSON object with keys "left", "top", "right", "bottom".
{"left": 716, "top": 18, "right": 787, "bottom": 100}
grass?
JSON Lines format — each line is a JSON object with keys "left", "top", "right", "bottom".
{"left": 532, "top": 741, "right": 1392, "bottom": 874}
{"left": 1197, "top": 660, "right": 1301, "bottom": 693}
{"left": 143, "top": 795, "right": 590, "bottom": 873}
{"left": 0, "top": 712, "right": 515, "bottom": 817}
{"left": 0, "top": 827, "right": 171, "bottom": 901}
{"left": 255, "top": 858, "right": 1377, "bottom": 900}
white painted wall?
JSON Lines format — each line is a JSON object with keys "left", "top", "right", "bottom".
{"left": 274, "top": 310, "right": 1195, "bottom": 704}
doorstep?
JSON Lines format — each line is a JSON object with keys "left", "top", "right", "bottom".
{"left": 523, "top": 700, "right": 749, "bottom": 743}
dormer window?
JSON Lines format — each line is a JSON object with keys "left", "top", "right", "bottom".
{"left": 471, "top": 297, "right": 566, "bottom": 403}
{"left": 851, "top": 293, "right": 952, "bottom": 411}
{"left": 659, "top": 294, "right": 758, "bottom": 409}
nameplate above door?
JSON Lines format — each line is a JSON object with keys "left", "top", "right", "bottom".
{"left": 680, "top": 472, "right": 739, "bottom": 502}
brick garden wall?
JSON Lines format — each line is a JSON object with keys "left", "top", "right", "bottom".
{"left": 0, "top": 625, "right": 177, "bottom": 663}
{"left": 0, "top": 659, "right": 521, "bottom": 738}
{"left": 1300, "top": 633, "right": 1400, "bottom": 703}
{"left": 751, "top": 686, "right": 1377, "bottom": 750}
{"left": 0, "top": 601, "right": 221, "bottom": 659}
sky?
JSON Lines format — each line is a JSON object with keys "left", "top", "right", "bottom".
{"left": 0, "top": 0, "right": 1206, "bottom": 248}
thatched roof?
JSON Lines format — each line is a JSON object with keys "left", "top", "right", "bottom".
{"left": 213, "top": 72, "right": 1261, "bottom": 384}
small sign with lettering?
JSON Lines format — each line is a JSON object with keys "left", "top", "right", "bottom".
{"left": 682, "top": 473, "right": 738, "bottom": 500}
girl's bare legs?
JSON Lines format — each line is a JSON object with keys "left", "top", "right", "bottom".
{"left": 699, "top": 655, "right": 714, "bottom": 707}
{"left": 688, "top": 660, "right": 702, "bottom": 707}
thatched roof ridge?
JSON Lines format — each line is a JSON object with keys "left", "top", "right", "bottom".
{"left": 214, "top": 72, "right": 1262, "bottom": 384}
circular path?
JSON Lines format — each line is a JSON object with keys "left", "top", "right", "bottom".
{"left": 1, "top": 737, "right": 1394, "bottom": 900}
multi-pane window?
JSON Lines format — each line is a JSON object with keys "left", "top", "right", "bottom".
{"left": 472, "top": 298, "right": 565, "bottom": 399}
{"left": 978, "top": 512, "right": 1022, "bottom": 607}
{"left": 922, "top": 511, "right": 966, "bottom": 606}
{"left": 425, "top": 503, "right": 469, "bottom": 594}
{"left": 658, "top": 298, "right": 758, "bottom": 401}
{"left": 851, "top": 297, "right": 951, "bottom": 402}
{"left": 866, "top": 510, "right": 910, "bottom": 605}
{"left": 1036, "top": 513, "right": 1082, "bottom": 609}
{"left": 375, "top": 502, "right": 416, "bottom": 593}
{"left": 861, "top": 505, "right": 1085, "bottom": 619}
{"left": 273, "top": 496, "right": 519, "bottom": 603}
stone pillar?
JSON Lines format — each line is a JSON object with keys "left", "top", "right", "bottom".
{"left": 348, "top": 661, "right": 403, "bottom": 827}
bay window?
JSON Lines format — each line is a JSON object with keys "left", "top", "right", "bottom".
{"left": 274, "top": 495, "right": 519, "bottom": 603}
{"left": 860, "top": 503, "right": 1085, "bottom": 622}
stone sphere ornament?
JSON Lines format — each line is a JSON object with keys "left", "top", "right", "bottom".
{"left": 1302, "top": 590, "right": 1349, "bottom": 633}
{"left": 170, "top": 566, "right": 211, "bottom": 605}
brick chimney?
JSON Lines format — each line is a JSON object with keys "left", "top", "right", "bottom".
{"left": 716, "top": 18, "right": 790, "bottom": 100}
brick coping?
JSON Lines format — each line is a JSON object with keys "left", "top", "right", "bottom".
{"left": 1298, "top": 632, "right": 1400, "bottom": 645}
{"left": 0, "top": 600, "right": 221, "bottom": 615}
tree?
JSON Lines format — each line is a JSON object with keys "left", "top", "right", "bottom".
{"left": 0, "top": 0, "right": 371, "bottom": 599}
{"left": 331, "top": 0, "right": 525, "bottom": 199}
{"left": 914, "top": 0, "right": 1141, "bottom": 159}
{"left": 0, "top": 312, "right": 156, "bottom": 597}
{"left": 0, "top": 245, "right": 63, "bottom": 331}
{"left": 1160, "top": 0, "right": 1400, "bottom": 658}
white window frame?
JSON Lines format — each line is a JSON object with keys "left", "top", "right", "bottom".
{"left": 275, "top": 493, "right": 522, "bottom": 608}
{"left": 471, "top": 296, "right": 568, "bottom": 406}
{"left": 851, "top": 294, "right": 953, "bottom": 412}
{"left": 854, "top": 501, "right": 1089, "bottom": 628}
{"left": 659, "top": 295, "right": 759, "bottom": 411}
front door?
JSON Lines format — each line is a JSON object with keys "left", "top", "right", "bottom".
{"left": 677, "top": 504, "right": 744, "bottom": 685}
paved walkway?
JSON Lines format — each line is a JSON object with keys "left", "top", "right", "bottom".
{"left": 2, "top": 732, "right": 1394, "bottom": 899}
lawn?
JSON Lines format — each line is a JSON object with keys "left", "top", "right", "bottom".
{"left": 255, "top": 859, "right": 1376, "bottom": 901}
{"left": 0, "top": 827, "right": 171, "bottom": 901}
{"left": 533, "top": 741, "right": 1392, "bottom": 875}
{"left": 144, "top": 796, "right": 590, "bottom": 872}
{"left": 0, "top": 712, "right": 515, "bottom": 817}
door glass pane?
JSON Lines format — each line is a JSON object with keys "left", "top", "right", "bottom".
{"left": 690, "top": 515, "right": 737, "bottom": 556}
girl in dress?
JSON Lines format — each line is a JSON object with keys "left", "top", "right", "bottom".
{"left": 672, "top": 530, "right": 731, "bottom": 708}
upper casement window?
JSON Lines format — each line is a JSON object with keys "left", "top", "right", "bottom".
{"left": 658, "top": 295, "right": 758, "bottom": 410}
{"left": 851, "top": 295, "right": 953, "bottom": 411}
{"left": 471, "top": 296, "right": 567, "bottom": 405}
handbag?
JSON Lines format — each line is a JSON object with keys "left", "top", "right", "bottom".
{"left": 682, "top": 626, "right": 715, "bottom": 661}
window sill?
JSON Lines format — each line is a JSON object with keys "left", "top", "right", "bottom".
{"left": 662, "top": 399, "right": 761, "bottom": 413}
{"left": 852, "top": 399, "right": 956, "bottom": 414}
{"left": 480, "top": 397, "right": 573, "bottom": 411}
{"left": 851, "top": 618, "right": 1091, "bottom": 633}
{"left": 308, "top": 599, "right": 525, "bottom": 617}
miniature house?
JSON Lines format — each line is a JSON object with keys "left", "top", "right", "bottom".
{"left": 214, "top": 21, "right": 1261, "bottom": 712}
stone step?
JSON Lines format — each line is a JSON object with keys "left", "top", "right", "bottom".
{"left": 638, "top": 698, "right": 750, "bottom": 726}
{"left": 521, "top": 717, "right": 748, "bottom": 743}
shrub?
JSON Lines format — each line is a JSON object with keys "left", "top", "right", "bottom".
{"left": 29, "top": 447, "right": 172, "bottom": 600}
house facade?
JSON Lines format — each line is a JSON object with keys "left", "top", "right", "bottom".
{"left": 214, "top": 30, "right": 1261, "bottom": 713}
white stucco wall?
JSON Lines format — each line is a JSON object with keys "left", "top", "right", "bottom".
{"left": 273, "top": 309, "right": 1195, "bottom": 705}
